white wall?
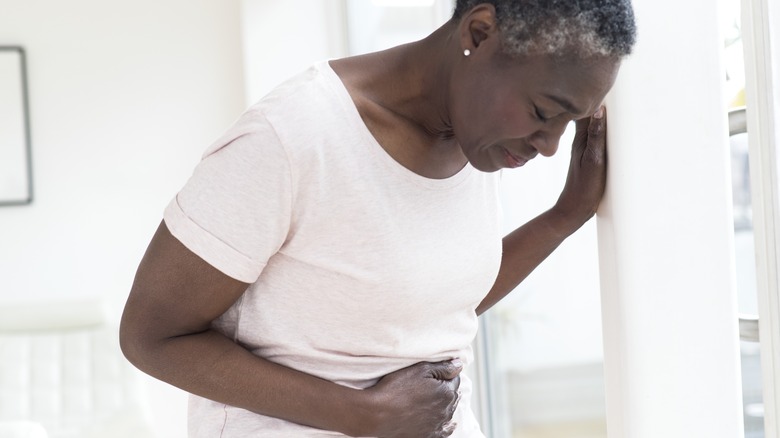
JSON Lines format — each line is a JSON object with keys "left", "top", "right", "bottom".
{"left": 0, "top": 0, "right": 245, "bottom": 311}
{"left": 0, "top": 2, "right": 246, "bottom": 437}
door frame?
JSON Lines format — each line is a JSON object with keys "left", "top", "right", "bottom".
{"left": 742, "top": 0, "right": 780, "bottom": 434}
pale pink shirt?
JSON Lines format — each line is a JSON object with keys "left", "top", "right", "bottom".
{"left": 164, "top": 62, "right": 502, "bottom": 437}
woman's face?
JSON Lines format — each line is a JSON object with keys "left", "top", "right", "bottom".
{"left": 449, "top": 51, "right": 620, "bottom": 172}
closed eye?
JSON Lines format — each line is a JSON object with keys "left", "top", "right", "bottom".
{"left": 533, "top": 105, "right": 549, "bottom": 123}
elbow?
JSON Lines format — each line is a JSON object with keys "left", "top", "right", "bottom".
{"left": 119, "top": 315, "right": 143, "bottom": 369}
{"left": 119, "top": 308, "right": 158, "bottom": 374}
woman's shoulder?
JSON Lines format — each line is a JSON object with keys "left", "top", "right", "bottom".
{"left": 251, "top": 62, "right": 346, "bottom": 123}
{"left": 243, "top": 62, "right": 367, "bottom": 153}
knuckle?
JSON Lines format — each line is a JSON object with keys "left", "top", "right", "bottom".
{"left": 588, "top": 121, "right": 604, "bottom": 138}
{"left": 435, "top": 384, "right": 451, "bottom": 400}
{"left": 586, "top": 132, "right": 606, "bottom": 151}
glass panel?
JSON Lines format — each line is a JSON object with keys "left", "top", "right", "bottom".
{"left": 483, "top": 123, "right": 607, "bottom": 438}
{"left": 732, "top": 127, "right": 765, "bottom": 437}
{"left": 721, "top": 0, "right": 765, "bottom": 436}
{"left": 479, "top": 1, "right": 762, "bottom": 436}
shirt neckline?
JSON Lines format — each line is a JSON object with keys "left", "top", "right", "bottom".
{"left": 318, "top": 60, "right": 473, "bottom": 190}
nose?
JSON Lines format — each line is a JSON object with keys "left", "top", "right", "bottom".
{"left": 530, "top": 120, "right": 570, "bottom": 157}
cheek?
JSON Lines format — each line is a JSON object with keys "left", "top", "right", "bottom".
{"left": 455, "top": 95, "right": 526, "bottom": 140}
{"left": 450, "top": 72, "right": 538, "bottom": 148}
{"left": 451, "top": 72, "right": 502, "bottom": 137}
{"left": 478, "top": 99, "right": 539, "bottom": 144}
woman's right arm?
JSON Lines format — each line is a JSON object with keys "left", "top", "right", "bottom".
{"left": 119, "top": 221, "right": 461, "bottom": 437}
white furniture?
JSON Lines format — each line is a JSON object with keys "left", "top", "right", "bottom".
{"left": 0, "top": 420, "right": 48, "bottom": 438}
{"left": 0, "top": 299, "right": 157, "bottom": 438}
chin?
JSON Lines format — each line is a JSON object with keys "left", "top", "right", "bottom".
{"left": 459, "top": 142, "right": 504, "bottom": 173}
{"left": 468, "top": 160, "right": 503, "bottom": 173}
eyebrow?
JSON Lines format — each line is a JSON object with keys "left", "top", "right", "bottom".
{"left": 542, "top": 93, "right": 585, "bottom": 116}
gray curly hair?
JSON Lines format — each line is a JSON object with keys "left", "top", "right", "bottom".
{"left": 453, "top": 0, "right": 637, "bottom": 58}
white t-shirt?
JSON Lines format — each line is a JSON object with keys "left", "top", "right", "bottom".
{"left": 163, "top": 61, "right": 503, "bottom": 437}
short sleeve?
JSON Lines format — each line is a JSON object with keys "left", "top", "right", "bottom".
{"left": 163, "top": 108, "right": 292, "bottom": 283}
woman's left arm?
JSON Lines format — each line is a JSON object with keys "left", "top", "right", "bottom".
{"left": 477, "top": 107, "right": 607, "bottom": 315}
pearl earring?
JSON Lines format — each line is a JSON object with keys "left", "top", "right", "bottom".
{"left": 463, "top": 49, "right": 471, "bottom": 57}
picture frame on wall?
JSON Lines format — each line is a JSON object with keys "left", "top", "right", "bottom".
{"left": 0, "top": 46, "right": 33, "bottom": 206}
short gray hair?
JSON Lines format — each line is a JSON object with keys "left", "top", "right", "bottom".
{"left": 453, "top": 0, "right": 637, "bottom": 58}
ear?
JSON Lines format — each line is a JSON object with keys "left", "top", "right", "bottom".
{"left": 458, "top": 4, "right": 500, "bottom": 54}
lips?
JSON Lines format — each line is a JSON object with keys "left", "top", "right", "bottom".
{"left": 502, "top": 147, "right": 528, "bottom": 168}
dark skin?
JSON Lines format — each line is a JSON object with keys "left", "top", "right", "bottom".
{"left": 120, "top": 4, "right": 618, "bottom": 438}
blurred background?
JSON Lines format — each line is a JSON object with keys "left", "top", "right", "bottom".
{"left": 0, "top": 0, "right": 769, "bottom": 437}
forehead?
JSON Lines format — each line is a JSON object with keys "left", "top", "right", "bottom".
{"left": 496, "top": 54, "right": 620, "bottom": 117}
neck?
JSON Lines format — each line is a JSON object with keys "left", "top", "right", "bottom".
{"left": 358, "top": 20, "right": 460, "bottom": 146}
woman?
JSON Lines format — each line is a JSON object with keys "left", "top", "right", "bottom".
{"left": 120, "top": 1, "right": 636, "bottom": 437}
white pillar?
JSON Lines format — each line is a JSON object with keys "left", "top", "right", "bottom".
{"left": 596, "top": 0, "right": 745, "bottom": 436}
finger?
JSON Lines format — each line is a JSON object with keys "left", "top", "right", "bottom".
{"left": 584, "top": 106, "right": 607, "bottom": 162}
{"left": 575, "top": 116, "right": 590, "bottom": 135}
{"left": 444, "top": 389, "right": 461, "bottom": 419}
{"left": 444, "top": 388, "right": 460, "bottom": 416}
{"left": 450, "top": 374, "right": 461, "bottom": 392}
{"left": 429, "top": 359, "right": 463, "bottom": 381}
{"left": 572, "top": 116, "right": 591, "bottom": 155}
{"left": 442, "top": 420, "right": 458, "bottom": 436}
{"left": 587, "top": 106, "right": 606, "bottom": 153}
